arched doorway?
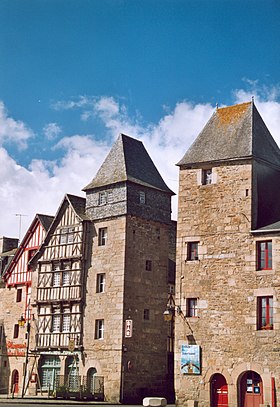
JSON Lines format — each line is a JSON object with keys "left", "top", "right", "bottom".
{"left": 87, "top": 367, "right": 97, "bottom": 393}
{"left": 211, "top": 373, "right": 228, "bottom": 407}
{"left": 239, "top": 371, "right": 263, "bottom": 407}
{"left": 11, "top": 370, "right": 19, "bottom": 394}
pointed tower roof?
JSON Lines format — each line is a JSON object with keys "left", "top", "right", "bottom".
{"left": 178, "top": 101, "right": 280, "bottom": 168}
{"left": 83, "top": 133, "right": 174, "bottom": 194}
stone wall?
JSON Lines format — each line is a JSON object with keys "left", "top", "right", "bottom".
{"left": 175, "top": 162, "right": 280, "bottom": 406}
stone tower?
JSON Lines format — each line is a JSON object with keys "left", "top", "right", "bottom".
{"left": 175, "top": 102, "right": 280, "bottom": 406}
{"left": 83, "top": 133, "right": 175, "bottom": 403}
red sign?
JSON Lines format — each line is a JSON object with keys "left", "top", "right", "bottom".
{"left": 125, "top": 319, "right": 133, "bottom": 338}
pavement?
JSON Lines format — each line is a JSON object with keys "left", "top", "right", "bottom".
{"left": 0, "top": 395, "right": 117, "bottom": 404}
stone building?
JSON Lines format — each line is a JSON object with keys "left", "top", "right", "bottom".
{"left": 26, "top": 133, "right": 175, "bottom": 402}
{"left": 175, "top": 101, "right": 280, "bottom": 407}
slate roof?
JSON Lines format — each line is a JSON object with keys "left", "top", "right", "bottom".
{"left": 83, "top": 133, "right": 174, "bottom": 195}
{"left": 252, "top": 220, "right": 280, "bottom": 233}
{"left": 66, "top": 194, "right": 88, "bottom": 220}
{"left": 37, "top": 214, "right": 55, "bottom": 232}
{"left": 178, "top": 101, "right": 280, "bottom": 167}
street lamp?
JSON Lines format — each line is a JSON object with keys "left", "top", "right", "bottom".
{"left": 18, "top": 315, "right": 31, "bottom": 398}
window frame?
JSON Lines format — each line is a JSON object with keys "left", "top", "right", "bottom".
{"left": 95, "top": 319, "right": 104, "bottom": 339}
{"left": 257, "top": 296, "right": 273, "bottom": 330}
{"left": 96, "top": 273, "right": 105, "bottom": 293}
{"left": 186, "top": 298, "right": 198, "bottom": 317}
{"left": 187, "top": 242, "right": 199, "bottom": 261}
{"left": 257, "top": 240, "right": 272, "bottom": 270}
{"left": 16, "top": 288, "right": 22, "bottom": 303}
{"left": 98, "top": 228, "right": 107, "bottom": 246}
{"left": 202, "top": 168, "right": 212, "bottom": 185}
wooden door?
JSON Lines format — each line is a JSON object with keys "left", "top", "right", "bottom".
{"left": 211, "top": 373, "right": 228, "bottom": 407}
{"left": 11, "top": 370, "right": 19, "bottom": 394}
{"left": 240, "top": 371, "right": 263, "bottom": 407}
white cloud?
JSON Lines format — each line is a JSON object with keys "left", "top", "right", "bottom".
{"left": 0, "top": 101, "right": 34, "bottom": 148}
{"left": 43, "top": 123, "right": 62, "bottom": 140}
{"left": 1, "top": 87, "right": 280, "bottom": 239}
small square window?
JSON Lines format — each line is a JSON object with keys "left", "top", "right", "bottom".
{"left": 143, "top": 309, "right": 150, "bottom": 320}
{"left": 145, "top": 260, "right": 152, "bottom": 271}
{"left": 139, "top": 191, "right": 146, "bottom": 204}
{"left": 95, "top": 319, "right": 104, "bottom": 339}
{"left": 257, "top": 296, "right": 273, "bottom": 330}
{"left": 186, "top": 298, "right": 198, "bottom": 317}
{"left": 16, "top": 288, "right": 22, "bottom": 303}
{"left": 257, "top": 241, "right": 272, "bottom": 270}
{"left": 98, "top": 228, "right": 107, "bottom": 246}
{"left": 187, "top": 242, "right": 199, "bottom": 261}
{"left": 202, "top": 169, "right": 212, "bottom": 185}
{"left": 96, "top": 273, "right": 105, "bottom": 293}
{"left": 13, "top": 324, "right": 19, "bottom": 339}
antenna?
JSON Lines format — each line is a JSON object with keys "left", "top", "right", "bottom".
{"left": 15, "top": 214, "right": 27, "bottom": 241}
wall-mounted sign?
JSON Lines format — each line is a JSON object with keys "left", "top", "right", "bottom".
{"left": 125, "top": 319, "right": 133, "bottom": 338}
{"left": 181, "top": 344, "right": 201, "bottom": 375}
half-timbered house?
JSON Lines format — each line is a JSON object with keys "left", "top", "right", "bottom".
{"left": 0, "top": 214, "right": 53, "bottom": 396}
{"left": 29, "top": 194, "right": 91, "bottom": 395}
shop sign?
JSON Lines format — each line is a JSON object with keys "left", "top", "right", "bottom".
{"left": 181, "top": 344, "right": 201, "bottom": 375}
{"left": 125, "top": 319, "right": 133, "bottom": 338}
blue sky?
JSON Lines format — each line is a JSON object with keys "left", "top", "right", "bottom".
{"left": 0, "top": 0, "right": 280, "bottom": 237}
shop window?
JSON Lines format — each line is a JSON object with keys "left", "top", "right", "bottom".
{"left": 202, "top": 169, "right": 212, "bottom": 185}
{"left": 187, "top": 242, "right": 199, "bottom": 261}
{"left": 16, "top": 288, "right": 22, "bottom": 303}
{"left": 186, "top": 298, "right": 198, "bottom": 317}
{"left": 257, "top": 296, "right": 273, "bottom": 330}
{"left": 95, "top": 319, "right": 104, "bottom": 339}
{"left": 257, "top": 241, "right": 272, "bottom": 270}
{"left": 145, "top": 260, "right": 152, "bottom": 271}
{"left": 96, "top": 273, "right": 105, "bottom": 293}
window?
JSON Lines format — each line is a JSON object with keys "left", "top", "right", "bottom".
{"left": 96, "top": 273, "right": 105, "bottom": 293}
{"left": 257, "top": 241, "right": 272, "bottom": 270}
{"left": 202, "top": 169, "right": 212, "bottom": 185}
{"left": 98, "top": 228, "right": 107, "bottom": 246}
{"left": 187, "top": 242, "right": 199, "bottom": 261}
{"left": 257, "top": 296, "right": 273, "bottom": 330}
{"left": 186, "top": 298, "right": 198, "bottom": 317}
{"left": 59, "top": 227, "right": 74, "bottom": 244}
{"left": 107, "top": 191, "right": 113, "bottom": 203}
{"left": 62, "top": 271, "right": 70, "bottom": 286}
{"left": 16, "top": 288, "right": 22, "bottom": 303}
{"left": 13, "top": 324, "right": 19, "bottom": 339}
{"left": 145, "top": 260, "right": 152, "bottom": 271}
{"left": 52, "top": 313, "right": 60, "bottom": 333}
{"left": 62, "top": 313, "right": 71, "bottom": 332}
{"left": 98, "top": 192, "right": 107, "bottom": 205}
{"left": 139, "top": 191, "right": 146, "bottom": 204}
{"left": 143, "top": 309, "right": 150, "bottom": 320}
{"left": 95, "top": 319, "right": 104, "bottom": 339}
{"left": 53, "top": 272, "right": 60, "bottom": 287}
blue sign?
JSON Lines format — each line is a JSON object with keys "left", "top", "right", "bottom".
{"left": 181, "top": 344, "right": 201, "bottom": 375}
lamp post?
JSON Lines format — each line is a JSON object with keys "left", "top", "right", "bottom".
{"left": 18, "top": 316, "right": 31, "bottom": 398}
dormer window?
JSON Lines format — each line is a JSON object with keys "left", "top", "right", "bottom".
{"left": 139, "top": 191, "right": 146, "bottom": 204}
{"left": 202, "top": 169, "right": 212, "bottom": 185}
